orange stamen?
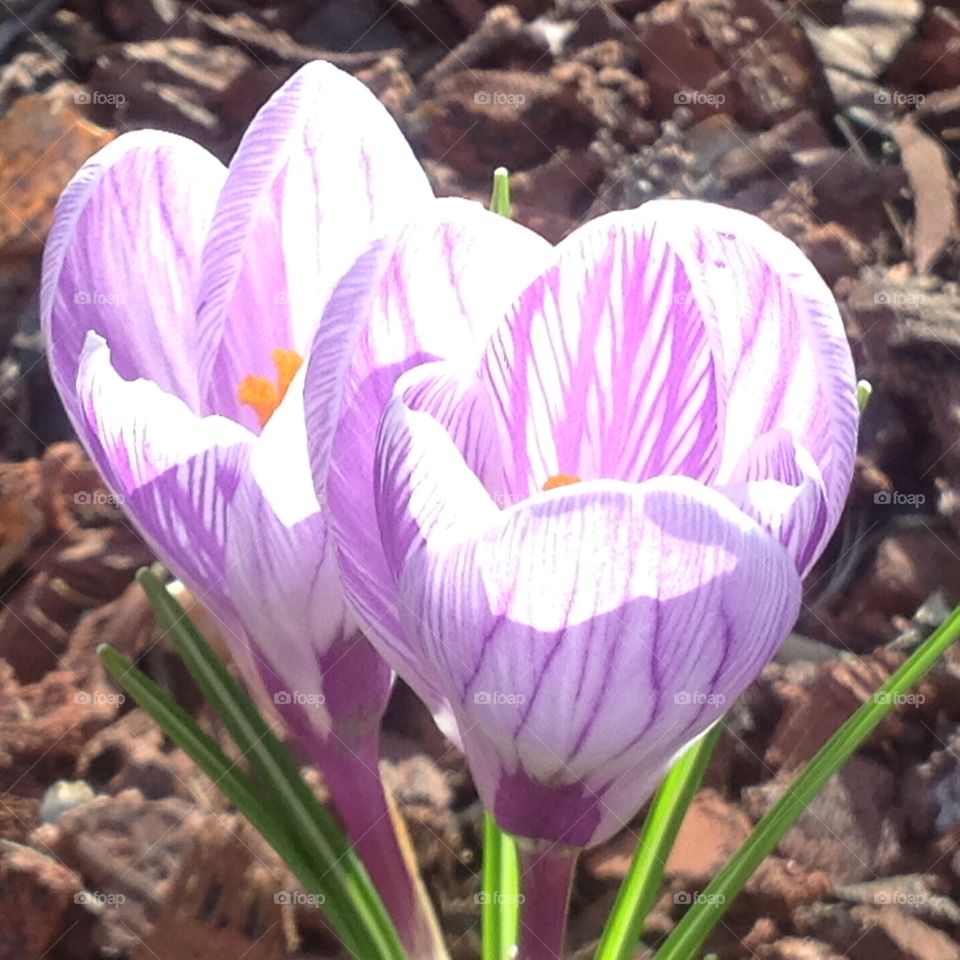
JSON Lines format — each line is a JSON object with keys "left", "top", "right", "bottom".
{"left": 543, "top": 473, "right": 582, "bottom": 491}
{"left": 272, "top": 348, "right": 303, "bottom": 395}
{"left": 237, "top": 349, "right": 304, "bottom": 428}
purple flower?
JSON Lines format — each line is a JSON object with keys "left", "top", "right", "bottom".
{"left": 41, "top": 59, "right": 432, "bottom": 744}
{"left": 303, "top": 192, "right": 553, "bottom": 735}
{"left": 40, "top": 62, "right": 453, "bottom": 955}
{"left": 315, "top": 200, "right": 858, "bottom": 849}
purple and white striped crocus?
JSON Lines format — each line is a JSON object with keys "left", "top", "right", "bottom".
{"left": 374, "top": 199, "right": 858, "bottom": 840}
{"left": 308, "top": 197, "right": 857, "bottom": 955}
{"left": 40, "top": 61, "right": 460, "bottom": 958}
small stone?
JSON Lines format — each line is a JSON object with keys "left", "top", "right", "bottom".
{"left": 38, "top": 780, "right": 95, "bottom": 825}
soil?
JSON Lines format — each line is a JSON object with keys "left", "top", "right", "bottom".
{"left": 3, "top": 1, "right": 960, "bottom": 958}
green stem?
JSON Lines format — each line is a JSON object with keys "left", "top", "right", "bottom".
{"left": 481, "top": 167, "right": 518, "bottom": 956}
{"left": 482, "top": 814, "right": 521, "bottom": 960}
{"left": 656, "top": 602, "right": 960, "bottom": 959}
{"left": 490, "top": 167, "right": 512, "bottom": 219}
{"left": 595, "top": 725, "right": 722, "bottom": 960}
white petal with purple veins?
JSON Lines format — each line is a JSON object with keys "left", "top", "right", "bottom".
{"left": 375, "top": 387, "right": 801, "bottom": 846}
{"left": 41, "top": 132, "right": 226, "bottom": 421}
{"left": 304, "top": 199, "right": 550, "bottom": 713}
{"left": 197, "top": 61, "right": 433, "bottom": 427}
{"left": 76, "top": 333, "right": 253, "bottom": 611}
{"left": 481, "top": 211, "right": 724, "bottom": 500}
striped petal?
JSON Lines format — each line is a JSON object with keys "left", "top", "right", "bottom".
{"left": 636, "top": 200, "right": 858, "bottom": 559}
{"left": 375, "top": 389, "right": 801, "bottom": 847}
{"left": 480, "top": 210, "right": 724, "bottom": 502}
{"left": 481, "top": 199, "right": 857, "bottom": 569}
{"left": 225, "top": 369, "right": 393, "bottom": 741}
{"left": 719, "top": 430, "right": 828, "bottom": 576}
{"left": 196, "top": 60, "right": 433, "bottom": 428}
{"left": 76, "top": 333, "right": 253, "bottom": 611}
{"left": 41, "top": 132, "right": 226, "bottom": 422}
{"left": 304, "top": 199, "right": 550, "bottom": 712}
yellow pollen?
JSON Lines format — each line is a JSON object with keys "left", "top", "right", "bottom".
{"left": 237, "top": 349, "right": 303, "bottom": 427}
{"left": 543, "top": 473, "right": 582, "bottom": 491}
{"left": 272, "top": 348, "right": 302, "bottom": 395}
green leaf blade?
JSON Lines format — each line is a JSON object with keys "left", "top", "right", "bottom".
{"left": 482, "top": 814, "right": 521, "bottom": 960}
{"left": 595, "top": 725, "right": 722, "bottom": 960}
{"left": 98, "top": 646, "right": 374, "bottom": 954}
{"left": 655, "top": 602, "right": 960, "bottom": 959}
{"left": 133, "top": 571, "right": 406, "bottom": 960}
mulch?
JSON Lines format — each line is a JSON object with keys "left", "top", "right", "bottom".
{"left": 3, "top": 1, "right": 960, "bottom": 958}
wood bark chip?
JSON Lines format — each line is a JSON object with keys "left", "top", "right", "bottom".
{"left": 892, "top": 118, "right": 959, "bottom": 274}
{"left": 0, "top": 92, "right": 114, "bottom": 257}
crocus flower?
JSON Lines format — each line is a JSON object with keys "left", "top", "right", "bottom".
{"left": 40, "top": 61, "right": 462, "bottom": 958}
{"left": 308, "top": 198, "right": 857, "bottom": 956}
